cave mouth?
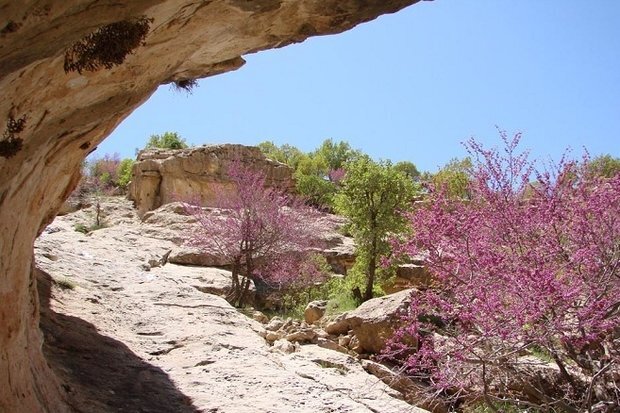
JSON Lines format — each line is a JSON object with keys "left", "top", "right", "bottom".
{"left": 0, "top": 2, "right": 423, "bottom": 412}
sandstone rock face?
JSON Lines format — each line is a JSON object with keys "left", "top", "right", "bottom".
{"left": 0, "top": 1, "right": 423, "bottom": 410}
{"left": 129, "top": 145, "right": 295, "bottom": 215}
{"left": 32, "top": 199, "right": 428, "bottom": 412}
{"left": 383, "top": 256, "right": 433, "bottom": 293}
{"left": 325, "top": 289, "right": 415, "bottom": 354}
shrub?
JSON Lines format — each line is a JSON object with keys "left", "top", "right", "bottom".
{"left": 145, "top": 131, "right": 188, "bottom": 150}
{"left": 386, "top": 132, "right": 620, "bottom": 411}
{"left": 54, "top": 277, "right": 76, "bottom": 291}
{"left": 172, "top": 79, "right": 198, "bottom": 94}
{"left": 116, "top": 158, "right": 134, "bottom": 189}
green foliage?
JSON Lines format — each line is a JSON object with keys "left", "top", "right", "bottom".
{"left": 394, "top": 160, "right": 420, "bottom": 180}
{"left": 116, "top": 158, "right": 135, "bottom": 189}
{"left": 74, "top": 221, "right": 107, "bottom": 234}
{"left": 257, "top": 141, "right": 305, "bottom": 168}
{"left": 528, "top": 345, "right": 554, "bottom": 363}
{"left": 430, "top": 157, "right": 473, "bottom": 198}
{"left": 463, "top": 401, "right": 537, "bottom": 413}
{"left": 344, "top": 254, "right": 392, "bottom": 299}
{"left": 257, "top": 139, "right": 360, "bottom": 210}
{"left": 335, "top": 156, "right": 418, "bottom": 301}
{"left": 325, "top": 289, "right": 359, "bottom": 316}
{"left": 54, "top": 276, "right": 76, "bottom": 291}
{"left": 313, "top": 138, "right": 361, "bottom": 172}
{"left": 586, "top": 154, "right": 620, "bottom": 178}
{"left": 272, "top": 272, "right": 362, "bottom": 320}
{"left": 146, "top": 131, "right": 188, "bottom": 150}
{"left": 74, "top": 223, "right": 89, "bottom": 234}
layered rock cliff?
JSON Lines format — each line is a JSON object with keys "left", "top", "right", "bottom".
{"left": 129, "top": 144, "right": 295, "bottom": 215}
{"left": 0, "top": 1, "right": 423, "bottom": 411}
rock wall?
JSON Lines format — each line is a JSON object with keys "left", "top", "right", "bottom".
{"left": 129, "top": 144, "right": 294, "bottom": 216}
{"left": 0, "top": 0, "right": 423, "bottom": 411}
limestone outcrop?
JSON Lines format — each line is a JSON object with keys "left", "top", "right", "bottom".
{"left": 0, "top": 1, "right": 423, "bottom": 410}
{"left": 129, "top": 144, "right": 294, "bottom": 215}
{"left": 34, "top": 197, "right": 428, "bottom": 412}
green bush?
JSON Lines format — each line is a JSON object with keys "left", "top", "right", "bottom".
{"left": 273, "top": 272, "right": 365, "bottom": 320}
{"left": 54, "top": 276, "right": 77, "bottom": 291}
{"left": 116, "top": 158, "right": 134, "bottom": 189}
{"left": 74, "top": 223, "right": 89, "bottom": 234}
{"left": 145, "top": 132, "right": 188, "bottom": 150}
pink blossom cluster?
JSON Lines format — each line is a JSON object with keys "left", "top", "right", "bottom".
{"left": 385, "top": 132, "right": 620, "bottom": 409}
{"left": 185, "top": 161, "right": 328, "bottom": 305}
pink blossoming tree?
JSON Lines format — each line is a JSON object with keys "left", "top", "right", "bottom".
{"left": 185, "top": 161, "right": 328, "bottom": 307}
{"left": 385, "top": 132, "right": 620, "bottom": 412}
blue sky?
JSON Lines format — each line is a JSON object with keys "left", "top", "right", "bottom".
{"left": 96, "top": 0, "right": 620, "bottom": 173}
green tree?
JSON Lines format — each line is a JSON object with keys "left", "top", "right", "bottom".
{"left": 116, "top": 158, "right": 135, "bottom": 189}
{"left": 146, "top": 131, "right": 188, "bottom": 149}
{"left": 257, "top": 141, "right": 304, "bottom": 169}
{"left": 335, "top": 156, "right": 418, "bottom": 302}
{"left": 313, "top": 138, "right": 361, "bottom": 173}
{"left": 586, "top": 154, "right": 620, "bottom": 178}
{"left": 394, "top": 160, "right": 420, "bottom": 181}
{"left": 430, "top": 157, "right": 472, "bottom": 198}
{"left": 293, "top": 155, "right": 334, "bottom": 208}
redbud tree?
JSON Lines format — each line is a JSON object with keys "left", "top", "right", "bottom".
{"left": 185, "top": 161, "right": 328, "bottom": 307}
{"left": 385, "top": 132, "right": 620, "bottom": 412}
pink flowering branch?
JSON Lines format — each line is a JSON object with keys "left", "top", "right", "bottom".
{"left": 184, "top": 159, "right": 328, "bottom": 306}
{"left": 384, "top": 132, "right": 620, "bottom": 411}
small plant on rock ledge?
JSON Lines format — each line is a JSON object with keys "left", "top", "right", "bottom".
{"left": 171, "top": 78, "right": 198, "bottom": 94}
{"left": 0, "top": 114, "right": 26, "bottom": 158}
{"left": 64, "top": 16, "right": 153, "bottom": 74}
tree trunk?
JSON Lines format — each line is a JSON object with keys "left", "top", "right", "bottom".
{"left": 237, "top": 254, "right": 253, "bottom": 307}
{"left": 237, "top": 277, "right": 252, "bottom": 308}
{"left": 363, "top": 238, "right": 377, "bottom": 302}
{"left": 363, "top": 256, "right": 376, "bottom": 302}
{"left": 228, "top": 259, "right": 241, "bottom": 304}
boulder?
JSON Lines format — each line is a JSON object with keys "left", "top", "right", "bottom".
{"left": 324, "top": 312, "right": 352, "bottom": 335}
{"left": 304, "top": 300, "right": 328, "bottom": 324}
{"left": 252, "top": 310, "right": 269, "bottom": 324}
{"left": 265, "top": 317, "right": 285, "bottom": 332}
{"left": 316, "top": 337, "right": 350, "bottom": 354}
{"left": 285, "top": 329, "right": 318, "bottom": 344}
{"left": 270, "top": 339, "right": 297, "bottom": 354}
{"left": 265, "top": 331, "right": 283, "bottom": 343}
{"left": 325, "top": 289, "right": 415, "bottom": 354}
{"left": 383, "top": 261, "right": 433, "bottom": 293}
{"left": 362, "top": 360, "right": 449, "bottom": 413}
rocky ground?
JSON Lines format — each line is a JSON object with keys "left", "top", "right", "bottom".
{"left": 35, "top": 197, "right": 427, "bottom": 413}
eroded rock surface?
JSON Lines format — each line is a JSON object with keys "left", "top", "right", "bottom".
{"left": 129, "top": 145, "right": 295, "bottom": 216}
{"left": 0, "top": 1, "right": 423, "bottom": 410}
{"left": 35, "top": 198, "right": 427, "bottom": 412}
{"left": 138, "top": 200, "right": 356, "bottom": 276}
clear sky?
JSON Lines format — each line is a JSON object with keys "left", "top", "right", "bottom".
{"left": 95, "top": 0, "right": 620, "bottom": 173}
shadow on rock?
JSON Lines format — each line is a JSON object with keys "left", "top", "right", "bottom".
{"left": 36, "top": 267, "right": 202, "bottom": 413}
